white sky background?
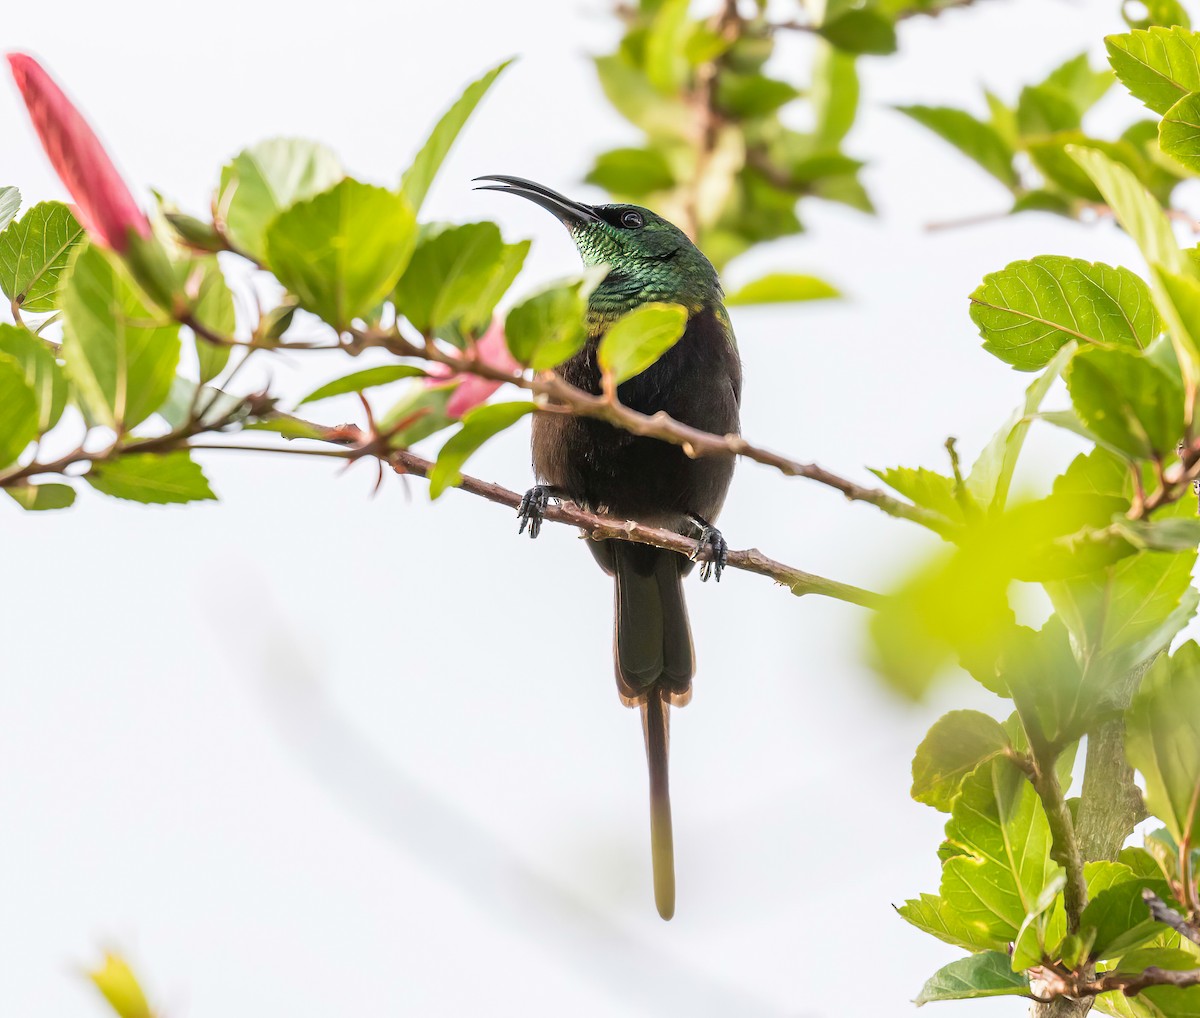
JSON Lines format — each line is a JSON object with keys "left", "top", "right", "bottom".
{"left": 0, "top": 0, "right": 1185, "bottom": 1015}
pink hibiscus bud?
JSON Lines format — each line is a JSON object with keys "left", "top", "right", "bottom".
{"left": 427, "top": 319, "right": 522, "bottom": 419}
{"left": 7, "top": 53, "right": 151, "bottom": 254}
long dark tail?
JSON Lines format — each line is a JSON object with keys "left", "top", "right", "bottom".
{"left": 607, "top": 542, "right": 695, "bottom": 920}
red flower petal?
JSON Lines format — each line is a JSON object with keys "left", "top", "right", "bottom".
{"left": 7, "top": 53, "right": 150, "bottom": 253}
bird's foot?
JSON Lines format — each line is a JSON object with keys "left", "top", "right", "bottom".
{"left": 687, "top": 513, "right": 727, "bottom": 582}
{"left": 518, "top": 485, "right": 562, "bottom": 539}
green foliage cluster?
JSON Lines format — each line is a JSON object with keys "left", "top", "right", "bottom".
{"left": 900, "top": 4, "right": 1199, "bottom": 224}
{"left": 872, "top": 19, "right": 1200, "bottom": 1011}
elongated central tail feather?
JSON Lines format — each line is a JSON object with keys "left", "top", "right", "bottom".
{"left": 604, "top": 541, "right": 694, "bottom": 920}
{"left": 642, "top": 689, "right": 674, "bottom": 919}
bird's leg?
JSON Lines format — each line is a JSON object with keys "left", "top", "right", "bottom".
{"left": 685, "top": 513, "right": 728, "bottom": 582}
{"left": 517, "top": 484, "right": 566, "bottom": 539}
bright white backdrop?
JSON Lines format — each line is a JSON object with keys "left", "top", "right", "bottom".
{"left": 1, "top": 1, "right": 1181, "bottom": 1015}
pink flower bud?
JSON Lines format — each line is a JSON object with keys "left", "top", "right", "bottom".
{"left": 427, "top": 319, "right": 522, "bottom": 419}
{"left": 7, "top": 53, "right": 151, "bottom": 253}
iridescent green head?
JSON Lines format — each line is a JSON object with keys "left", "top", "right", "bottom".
{"left": 475, "top": 175, "right": 722, "bottom": 314}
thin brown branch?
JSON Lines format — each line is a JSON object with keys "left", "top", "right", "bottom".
{"left": 1143, "top": 889, "right": 1200, "bottom": 947}
{"left": 380, "top": 445, "right": 884, "bottom": 608}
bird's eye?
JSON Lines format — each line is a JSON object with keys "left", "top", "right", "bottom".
{"left": 621, "top": 210, "right": 644, "bottom": 229}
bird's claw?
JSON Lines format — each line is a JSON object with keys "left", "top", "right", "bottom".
{"left": 518, "top": 485, "right": 557, "bottom": 539}
{"left": 688, "top": 518, "right": 728, "bottom": 582}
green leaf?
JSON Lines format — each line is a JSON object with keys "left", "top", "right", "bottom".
{"left": 0, "top": 186, "right": 19, "bottom": 233}
{"left": 725, "top": 273, "right": 839, "bottom": 305}
{"left": 265, "top": 179, "right": 417, "bottom": 330}
{"left": 1012, "top": 871, "right": 1068, "bottom": 971}
{"left": 940, "top": 758, "right": 1060, "bottom": 941}
{"left": 217, "top": 138, "right": 344, "bottom": 262}
{"left": 914, "top": 951, "right": 1030, "bottom": 1006}
{"left": 1068, "top": 146, "right": 1187, "bottom": 275}
{"left": 1127, "top": 642, "right": 1200, "bottom": 844}
{"left": 1017, "top": 84, "right": 1082, "bottom": 135}
{"left": 379, "top": 381, "right": 458, "bottom": 446}
{"left": 401, "top": 60, "right": 511, "bottom": 213}
{"left": 1106, "top": 27, "right": 1200, "bottom": 115}
{"left": 0, "top": 201, "right": 85, "bottom": 313}
{"left": 299, "top": 365, "right": 427, "bottom": 405}
{"left": 87, "top": 450, "right": 216, "bottom": 505}
{"left": 717, "top": 73, "right": 800, "bottom": 118}
{"left": 1160, "top": 91, "right": 1200, "bottom": 173}
{"left": 0, "top": 353, "right": 38, "bottom": 467}
{"left": 428, "top": 401, "right": 535, "bottom": 498}
{"left": 1080, "top": 877, "right": 1165, "bottom": 961}
{"left": 594, "top": 54, "right": 692, "bottom": 140}
{"left": 896, "top": 105, "right": 1017, "bottom": 187}
{"left": 969, "top": 257, "right": 1161, "bottom": 371}
{"left": 911, "top": 710, "right": 1010, "bottom": 811}
{"left": 966, "top": 342, "right": 1076, "bottom": 513}
{"left": 1066, "top": 347, "right": 1184, "bottom": 461}
{"left": 0, "top": 323, "right": 67, "bottom": 431}
{"left": 505, "top": 274, "right": 595, "bottom": 371}
{"left": 819, "top": 8, "right": 897, "bottom": 55}
{"left": 5, "top": 483, "right": 75, "bottom": 511}
{"left": 61, "top": 244, "right": 181, "bottom": 431}
{"left": 1114, "top": 515, "right": 1200, "bottom": 552}
{"left": 869, "top": 465, "right": 970, "bottom": 524}
{"left": 393, "top": 222, "right": 526, "bottom": 338}
{"left": 187, "top": 257, "right": 236, "bottom": 383}
{"left": 896, "top": 893, "right": 1009, "bottom": 952}
{"left": 1043, "top": 52, "right": 1115, "bottom": 116}
{"left": 598, "top": 302, "right": 688, "bottom": 385}
{"left": 1128, "top": 0, "right": 1192, "bottom": 29}
{"left": 811, "top": 44, "right": 859, "bottom": 148}
{"left": 645, "top": 0, "right": 692, "bottom": 93}
{"left": 585, "top": 148, "right": 676, "bottom": 196}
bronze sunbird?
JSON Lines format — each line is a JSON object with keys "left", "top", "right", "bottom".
{"left": 477, "top": 176, "right": 742, "bottom": 920}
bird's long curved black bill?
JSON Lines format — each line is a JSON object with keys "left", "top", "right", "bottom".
{"left": 473, "top": 174, "right": 602, "bottom": 228}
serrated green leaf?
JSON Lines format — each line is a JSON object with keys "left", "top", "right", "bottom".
{"left": 725, "top": 273, "right": 839, "bottom": 305}
{"left": 0, "top": 187, "right": 19, "bottom": 233}
{"left": 1065, "top": 347, "right": 1184, "bottom": 460}
{"left": 61, "top": 244, "right": 181, "bottom": 431}
{"left": 911, "top": 710, "right": 1010, "bottom": 811}
{"left": 0, "top": 201, "right": 85, "bottom": 313}
{"left": 896, "top": 105, "right": 1017, "bottom": 187}
{"left": 598, "top": 302, "right": 688, "bottom": 385}
{"left": 393, "top": 222, "right": 525, "bottom": 338}
{"left": 897, "top": 893, "right": 1009, "bottom": 952}
{"left": 1127, "top": 642, "right": 1200, "bottom": 844}
{"left": 504, "top": 276, "right": 592, "bottom": 371}
{"left": 217, "top": 138, "right": 343, "bottom": 262}
{"left": 914, "top": 951, "right": 1030, "bottom": 1005}
{"left": 299, "top": 365, "right": 427, "bottom": 405}
{"left": 1106, "top": 27, "right": 1200, "bottom": 115}
{"left": 1081, "top": 877, "right": 1165, "bottom": 961}
{"left": 428, "top": 401, "right": 535, "bottom": 498}
{"left": 401, "top": 60, "right": 511, "bottom": 213}
{"left": 1043, "top": 52, "right": 1115, "bottom": 116}
{"left": 0, "top": 353, "right": 38, "bottom": 467}
{"left": 0, "top": 323, "right": 67, "bottom": 432}
{"left": 969, "top": 257, "right": 1161, "bottom": 371}
{"left": 265, "top": 179, "right": 417, "bottom": 330}
{"left": 4, "top": 483, "right": 75, "bottom": 511}
{"left": 940, "top": 758, "right": 1060, "bottom": 941}
{"left": 87, "top": 451, "right": 216, "bottom": 505}
{"left": 1161, "top": 91, "right": 1200, "bottom": 172}
{"left": 869, "top": 466, "right": 968, "bottom": 524}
